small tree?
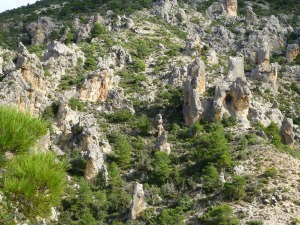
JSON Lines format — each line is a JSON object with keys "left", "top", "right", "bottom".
{"left": 152, "top": 151, "right": 172, "bottom": 185}
{"left": 2, "top": 152, "right": 67, "bottom": 220}
{"left": 137, "top": 115, "right": 151, "bottom": 135}
{"left": 223, "top": 176, "right": 246, "bottom": 201}
{"left": 91, "top": 23, "right": 106, "bottom": 38}
{"left": 202, "top": 165, "right": 219, "bottom": 193}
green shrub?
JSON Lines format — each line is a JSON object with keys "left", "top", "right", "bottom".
{"left": 263, "top": 167, "right": 278, "bottom": 178}
{"left": 137, "top": 115, "right": 151, "bottom": 134}
{"left": 202, "top": 165, "right": 219, "bottom": 193}
{"left": 0, "top": 106, "right": 47, "bottom": 155}
{"left": 91, "top": 23, "right": 106, "bottom": 38}
{"left": 110, "top": 109, "right": 133, "bottom": 123}
{"left": 114, "top": 136, "right": 132, "bottom": 168}
{"left": 246, "top": 221, "right": 263, "bottom": 225}
{"left": 157, "top": 207, "right": 185, "bottom": 225}
{"left": 223, "top": 176, "right": 246, "bottom": 201}
{"left": 194, "top": 124, "right": 231, "bottom": 169}
{"left": 152, "top": 151, "right": 172, "bottom": 185}
{"left": 68, "top": 98, "right": 85, "bottom": 111}
{"left": 131, "top": 58, "right": 146, "bottom": 72}
{"left": 222, "top": 116, "right": 237, "bottom": 127}
{"left": 42, "top": 102, "right": 60, "bottom": 121}
{"left": 28, "top": 44, "right": 44, "bottom": 59}
{"left": 84, "top": 57, "right": 97, "bottom": 71}
{"left": 2, "top": 152, "right": 67, "bottom": 220}
{"left": 199, "top": 204, "right": 240, "bottom": 225}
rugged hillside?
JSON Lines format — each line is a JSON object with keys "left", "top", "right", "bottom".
{"left": 1, "top": 0, "right": 300, "bottom": 224}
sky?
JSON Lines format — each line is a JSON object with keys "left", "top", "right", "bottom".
{"left": 0, "top": 0, "right": 38, "bottom": 13}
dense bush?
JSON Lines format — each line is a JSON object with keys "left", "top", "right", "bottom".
{"left": 2, "top": 152, "right": 67, "bottom": 220}
{"left": 91, "top": 23, "right": 106, "bottom": 38}
{"left": 263, "top": 167, "right": 278, "bottom": 178}
{"left": 223, "top": 176, "right": 246, "bottom": 201}
{"left": 114, "top": 135, "right": 132, "bottom": 168}
{"left": 152, "top": 151, "right": 172, "bottom": 185}
{"left": 0, "top": 106, "right": 47, "bottom": 155}
{"left": 199, "top": 204, "right": 240, "bottom": 225}
{"left": 202, "top": 165, "right": 219, "bottom": 193}
{"left": 109, "top": 109, "right": 133, "bottom": 123}
{"left": 84, "top": 57, "right": 98, "bottom": 71}
{"left": 42, "top": 102, "right": 60, "bottom": 120}
{"left": 137, "top": 115, "right": 151, "bottom": 135}
{"left": 68, "top": 98, "right": 85, "bottom": 111}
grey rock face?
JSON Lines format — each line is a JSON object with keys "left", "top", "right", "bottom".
{"left": 246, "top": 6, "right": 258, "bottom": 26}
{"left": 206, "top": 49, "right": 218, "bottom": 65}
{"left": 286, "top": 44, "right": 299, "bottom": 63}
{"left": 183, "top": 59, "right": 205, "bottom": 125}
{"left": 228, "top": 56, "right": 245, "bottom": 81}
{"left": 97, "top": 45, "right": 131, "bottom": 69}
{"left": 168, "top": 65, "right": 188, "bottom": 87}
{"left": 129, "top": 182, "right": 147, "bottom": 220}
{"left": 26, "top": 17, "right": 55, "bottom": 45}
{"left": 281, "top": 118, "right": 294, "bottom": 146}
{"left": 185, "top": 35, "right": 201, "bottom": 56}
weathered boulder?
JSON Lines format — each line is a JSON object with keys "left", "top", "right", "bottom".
{"left": 75, "top": 24, "right": 92, "bottom": 43}
{"left": 286, "top": 44, "right": 299, "bottom": 63}
{"left": 78, "top": 69, "right": 114, "bottom": 102}
{"left": 227, "top": 56, "right": 245, "bottom": 81}
{"left": 129, "top": 182, "right": 147, "bottom": 220}
{"left": 156, "top": 114, "right": 171, "bottom": 155}
{"left": 281, "top": 118, "right": 294, "bottom": 146}
{"left": 124, "top": 17, "right": 135, "bottom": 29}
{"left": 225, "top": 0, "right": 237, "bottom": 17}
{"left": 206, "top": 2, "right": 226, "bottom": 19}
{"left": 183, "top": 59, "right": 206, "bottom": 125}
{"left": 156, "top": 0, "right": 178, "bottom": 23}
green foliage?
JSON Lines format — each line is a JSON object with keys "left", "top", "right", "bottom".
{"left": 59, "top": 178, "right": 107, "bottom": 224}
{"left": 152, "top": 151, "right": 172, "bottom": 185}
{"left": 91, "top": 23, "right": 106, "bottom": 38}
{"left": 28, "top": 44, "right": 44, "bottom": 59}
{"left": 114, "top": 135, "right": 132, "bottom": 168}
{"left": 194, "top": 124, "right": 231, "bottom": 169}
{"left": 202, "top": 165, "right": 219, "bottom": 193}
{"left": 157, "top": 207, "right": 185, "bottom": 225}
{"left": 109, "top": 109, "right": 133, "bottom": 123}
{"left": 223, "top": 176, "right": 246, "bottom": 201}
{"left": 67, "top": 150, "right": 87, "bottom": 177}
{"left": 60, "top": 74, "right": 85, "bottom": 90}
{"left": 199, "top": 204, "right": 240, "bottom": 225}
{"left": 263, "top": 167, "right": 278, "bottom": 178}
{"left": 222, "top": 116, "right": 237, "bottom": 127}
{"left": 246, "top": 221, "right": 263, "bottom": 225}
{"left": 137, "top": 115, "right": 151, "bottom": 134}
{"left": 0, "top": 106, "right": 47, "bottom": 155}
{"left": 65, "top": 31, "right": 75, "bottom": 44}
{"left": 68, "top": 98, "right": 85, "bottom": 111}
{"left": 131, "top": 58, "right": 146, "bottom": 72}
{"left": 84, "top": 57, "right": 97, "bottom": 71}
{"left": 107, "top": 162, "right": 131, "bottom": 212}
{"left": 2, "top": 152, "right": 67, "bottom": 220}
{"left": 42, "top": 102, "right": 59, "bottom": 121}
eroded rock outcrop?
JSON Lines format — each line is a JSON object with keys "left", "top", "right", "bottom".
{"left": 81, "top": 127, "right": 109, "bottom": 182}
{"left": 26, "top": 17, "right": 55, "bottom": 45}
{"left": 129, "top": 182, "right": 147, "bottom": 220}
{"left": 213, "top": 78, "right": 251, "bottom": 122}
{"left": 225, "top": 0, "right": 237, "bottom": 17}
{"left": 256, "top": 40, "right": 270, "bottom": 72}
{"left": 97, "top": 45, "right": 131, "bottom": 69}
{"left": 206, "top": 49, "right": 218, "bottom": 65}
{"left": 183, "top": 59, "right": 205, "bottom": 125}
{"left": 228, "top": 56, "right": 245, "bottom": 81}
{"left": 168, "top": 65, "right": 188, "bottom": 87}
{"left": 246, "top": 6, "right": 258, "bottom": 26}
{"left": 156, "top": 114, "right": 171, "bottom": 155}
{"left": 286, "top": 44, "right": 299, "bottom": 63}
{"left": 78, "top": 69, "right": 114, "bottom": 102}
{"left": 281, "top": 118, "right": 294, "bottom": 147}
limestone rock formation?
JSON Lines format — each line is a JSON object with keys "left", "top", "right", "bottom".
{"left": 225, "top": 0, "right": 237, "bottom": 17}
{"left": 246, "top": 6, "right": 258, "bottom": 26}
{"left": 81, "top": 127, "right": 108, "bottom": 182}
{"left": 281, "top": 118, "right": 294, "bottom": 147}
{"left": 156, "top": 114, "right": 171, "bottom": 155}
{"left": 97, "top": 45, "right": 131, "bottom": 69}
{"left": 75, "top": 23, "right": 92, "bottom": 43}
{"left": 129, "top": 182, "right": 147, "bottom": 220}
{"left": 0, "top": 54, "right": 3, "bottom": 74}
{"left": 206, "top": 49, "right": 218, "bottom": 65}
{"left": 206, "top": 2, "right": 226, "bottom": 19}
{"left": 168, "top": 65, "right": 188, "bottom": 87}
{"left": 26, "top": 17, "right": 55, "bottom": 45}
{"left": 256, "top": 40, "right": 270, "bottom": 72}
{"left": 185, "top": 35, "right": 201, "bottom": 57}
{"left": 228, "top": 56, "right": 245, "bottom": 81}
{"left": 286, "top": 44, "right": 299, "bottom": 63}
{"left": 213, "top": 78, "right": 251, "bottom": 122}
{"left": 78, "top": 69, "right": 114, "bottom": 102}
{"left": 183, "top": 59, "right": 206, "bottom": 125}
